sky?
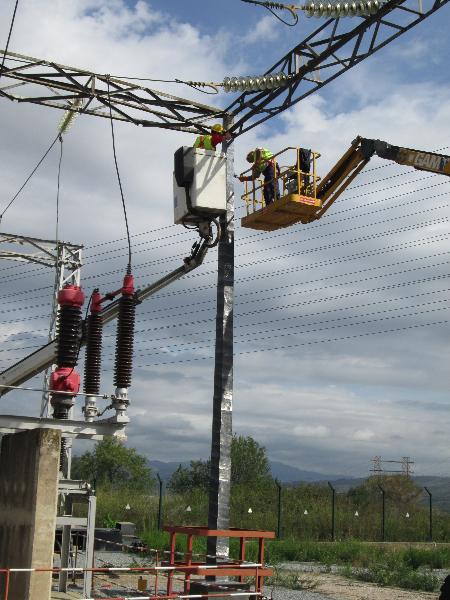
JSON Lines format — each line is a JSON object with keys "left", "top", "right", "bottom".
{"left": 0, "top": 0, "right": 450, "bottom": 479}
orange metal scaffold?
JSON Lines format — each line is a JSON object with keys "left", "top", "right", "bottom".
{"left": 164, "top": 526, "right": 275, "bottom": 596}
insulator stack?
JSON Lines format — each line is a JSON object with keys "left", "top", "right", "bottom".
{"left": 57, "top": 304, "right": 82, "bottom": 367}
{"left": 113, "top": 292, "right": 136, "bottom": 390}
{"left": 222, "top": 72, "right": 291, "bottom": 93}
{"left": 50, "top": 284, "right": 84, "bottom": 421}
{"left": 305, "top": 0, "right": 383, "bottom": 17}
{"left": 114, "top": 273, "right": 135, "bottom": 393}
{"left": 84, "top": 292, "right": 103, "bottom": 397}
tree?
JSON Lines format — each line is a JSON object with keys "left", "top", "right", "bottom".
{"left": 348, "top": 475, "right": 423, "bottom": 510}
{"left": 167, "top": 435, "right": 272, "bottom": 493}
{"left": 231, "top": 434, "right": 271, "bottom": 485}
{"left": 168, "top": 460, "right": 210, "bottom": 493}
{"left": 71, "top": 437, "right": 155, "bottom": 492}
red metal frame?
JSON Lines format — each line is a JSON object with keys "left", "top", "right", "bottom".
{"left": 163, "top": 526, "right": 275, "bottom": 595}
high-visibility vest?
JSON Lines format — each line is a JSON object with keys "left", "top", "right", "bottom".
{"left": 194, "top": 135, "right": 215, "bottom": 150}
{"left": 255, "top": 148, "right": 274, "bottom": 172}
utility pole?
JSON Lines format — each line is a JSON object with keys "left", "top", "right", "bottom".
{"left": 207, "top": 115, "right": 234, "bottom": 561}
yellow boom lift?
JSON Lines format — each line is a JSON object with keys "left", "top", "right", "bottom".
{"left": 240, "top": 137, "right": 450, "bottom": 231}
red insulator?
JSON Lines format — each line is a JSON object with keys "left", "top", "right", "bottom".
{"left": 52, "top": 284, "right": 85, "bottom": 424}
{"left": 122, "top": 273, "right": 135, "bottom": 296}
{"left": 58, "top": 284, "right": 85, "bottom": 308}
{"left": 50, "top": 367, "right": 81, "bottom": 394}
{"left": 90, "top": 289, "right": 103, "bottom": 314}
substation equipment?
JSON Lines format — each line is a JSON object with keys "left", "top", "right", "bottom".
{"left": 0, "top": 0, "right": 449, "bottom": 596}
{"left": 0, "top": 147, "right": 227, "bottom": 597}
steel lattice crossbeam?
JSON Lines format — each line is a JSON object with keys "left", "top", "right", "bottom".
{"left": 0, "top": 51, "right": 224, "bottom": 133}
{"left": 0, "top": 0, "right": 449, "bottom": 136}
{"left": 226, "top": 0, "right": 449, "bottom": 135}
{"left": 0, "top": 232, "right": 82, "bottom": 269}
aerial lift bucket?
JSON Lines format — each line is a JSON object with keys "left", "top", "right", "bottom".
{"left": 240, "top": 147, "right": 322, "bottom": 231}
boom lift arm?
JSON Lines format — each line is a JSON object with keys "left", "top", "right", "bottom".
{"left": 316, "top": 136, "right": 450, "bottom": 219}
{"left": 240, "top": 137, "right": 450, "bottom": 231}
{"left": 0, "top": 235, "right": 210, "bottom": 395}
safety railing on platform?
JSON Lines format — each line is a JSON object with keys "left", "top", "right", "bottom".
{"left": 240, "top": 146, "right": 321, "bottom": 215}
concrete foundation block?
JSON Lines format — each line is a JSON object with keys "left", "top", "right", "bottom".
{"left": 0, "top": 428, "right": 61, "bottom": 600}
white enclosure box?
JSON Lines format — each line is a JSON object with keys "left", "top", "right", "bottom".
{"left": 173, "top": 146, "right": 227, "bottom": 224}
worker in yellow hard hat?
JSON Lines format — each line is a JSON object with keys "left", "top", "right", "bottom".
{"left": 193, "top": 123, "right": 232, "bottom": 151}
{"left": 239, "top": 148, "right": 280, "bottom": 206}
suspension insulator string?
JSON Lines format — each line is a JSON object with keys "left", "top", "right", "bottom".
{"left": 241, "top": 0, "right": 385, "bottom": 16}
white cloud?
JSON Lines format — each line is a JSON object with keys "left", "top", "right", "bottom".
{"left": 1, "top": 0, "right": 450, "bottom": 478}
{"left": 293, "top": 424, "right": 329, "bottom": 438}
{"left": 245, "top": 16, "right": 280, "bottom": 45}
{"left": 353, "top": 429, "right": 375, "bottom": 442}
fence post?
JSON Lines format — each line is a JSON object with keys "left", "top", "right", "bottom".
{"left": 157, "top": 473, "right": 164, "bottom": 531}
{"left": 378, "top": 484, "right": 385, "bottom": 542}
{"left": 328, "top": 482, "right": 336, "bottom": 541}
{"left": 275, "top": 480, "right": 282, "bottom": 539}
{"left": 424, "top": 487, "right": 432, "bottom": 542}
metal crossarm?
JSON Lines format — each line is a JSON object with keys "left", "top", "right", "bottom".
{"left": 0, "top": 51, "right": 225, "bottom": 133}
{"left": 226, "top": 0, "right": 449, "bottom": 135}
{"left": 0, "top": 232, "right": 82, "bottom": 269}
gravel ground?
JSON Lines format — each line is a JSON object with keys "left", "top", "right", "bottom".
{"left": 52, "top": 552, "right": 443, "bottom": 600}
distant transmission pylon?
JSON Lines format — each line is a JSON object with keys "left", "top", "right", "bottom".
{"left": 370, "top": 456, "right": 414, "bottom": 478}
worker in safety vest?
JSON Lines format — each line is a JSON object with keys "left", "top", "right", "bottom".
{"left": 193, "top": 124, "right": 231, "bottom": 151}
{"left": 239, "top": 148, "right": 280, "bottom": 206}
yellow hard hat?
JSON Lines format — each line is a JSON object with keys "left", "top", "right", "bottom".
{"left": 211, "top": 123, "right": 224, "bottom": 133}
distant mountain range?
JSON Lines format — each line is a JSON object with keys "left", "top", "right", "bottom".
{"left": 149, "top": 459, "right": 353, "bottom": 483}
{"left": 149, "top": 460, "right": 450, "bottom": 512}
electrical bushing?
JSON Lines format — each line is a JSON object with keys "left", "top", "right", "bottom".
{"left": 83, "top": 289, "right": 103, "bottom": 421}
{"left": 51, "top": 283, "right": 85, "bottom": 420}
{"left": 114, "top": 274, "right": 135, "bottom": 390}
{"left": 58, "top": 284, "right": 85, "bottom": 309}
{"left": 113, "top": 273, "right": 135, "bottom": 421}
{"left": 50, "top": 367, "right": 81, "bottom": 418}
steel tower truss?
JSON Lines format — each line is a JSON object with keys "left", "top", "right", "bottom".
{"left": 226, "top": 0, "right": 449, "bottom": 135}
{"left": 0, "top": 0, "right": 448, "bottom": 136}
{"left": 0, "top": 51, "right": 224, "bottom": 133}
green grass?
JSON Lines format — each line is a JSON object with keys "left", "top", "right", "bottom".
{"left": 343, "top": 559, "right": 440, "bottom": 592}
{"left": 140, "top": 531, "right": 448, "bottom": 592}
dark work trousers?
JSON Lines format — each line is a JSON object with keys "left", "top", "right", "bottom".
{"left": 440, "top": 575, "right": 450, "bottom": 599}
{"left": 262, "top": 162, "right": 280, "bottom": 206}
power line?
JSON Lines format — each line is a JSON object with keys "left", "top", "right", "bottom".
{"left": 2, "top": 204, "right": 441, "bottom": 288}
{"left": 1, "top": 236, "right": 447, "bottom": 342}
{"left": 0, "top": 133, "right": 60, "bottom": 224}
{"left": 133, "top": 320, "right": 449, "bottom": 368}
{"left": 0, "top": 229, "right": 448, "bottom": 326}
{"left": 0, "top": 173, "right": 446, "bottom": 284}
{"left": 108, "top": 299, "right": 450, "bottom": 355}
{"left": 0, "top": 0, "right": 19, "bottom": 83}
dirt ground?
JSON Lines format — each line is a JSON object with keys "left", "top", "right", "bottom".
{"left": 308, "top": 572, "right": 437, "bottom": 600}
{"left": 52, "top": 571, "right": 440, "bottom": 599}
